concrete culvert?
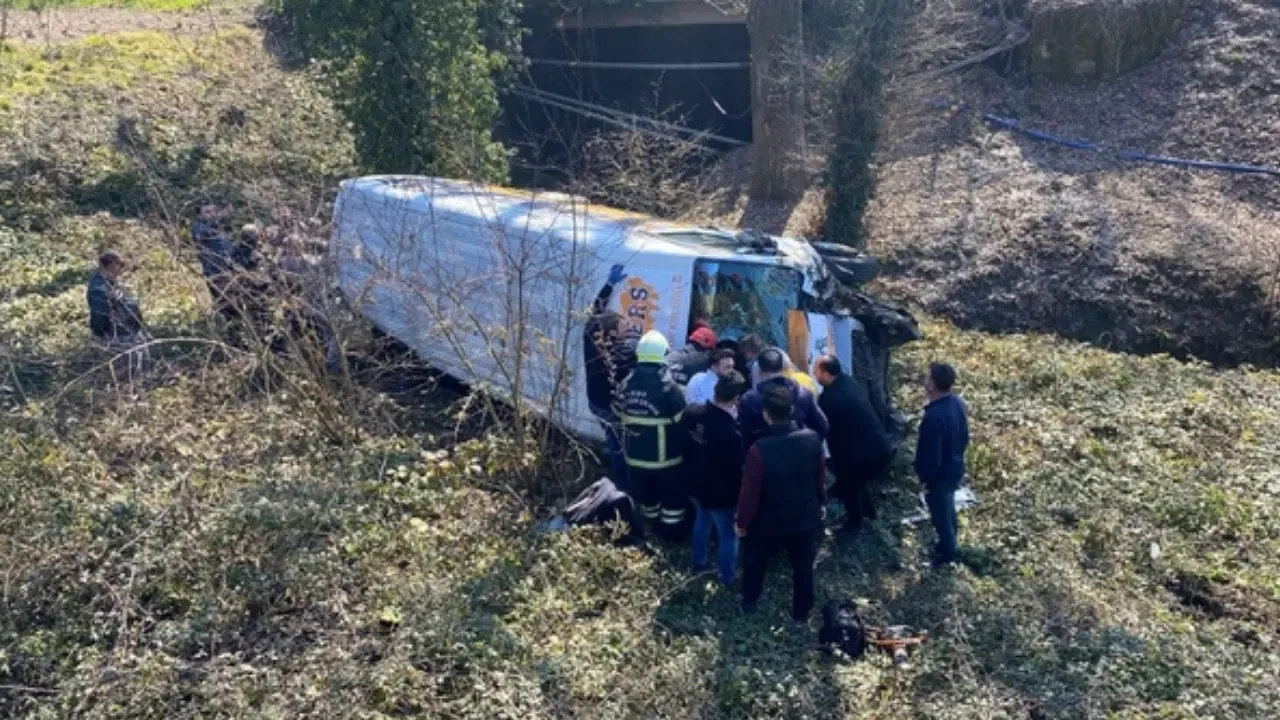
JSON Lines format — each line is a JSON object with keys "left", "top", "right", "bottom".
{"left": 1023, "top": 0, "right": 1190, "bottom": 81}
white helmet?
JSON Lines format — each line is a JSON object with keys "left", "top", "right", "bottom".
{"left": 635, "top": 330, "right": 670, "bottom": 364}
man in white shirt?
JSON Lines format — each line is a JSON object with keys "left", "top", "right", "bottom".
{"left": 686, "top": 349, "right": 737, "bottom": 405}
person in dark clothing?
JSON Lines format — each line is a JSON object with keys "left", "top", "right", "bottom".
{"left": 666, "top": 326, "right": 718, "bottom": 386}
{"left": 736, "top": 386, "right": 827, "bottom": 621}
{"left": 813, "top": 355, "right": 896, "bottom": 535}
{"left": 87, "top": 252, "right": 145, "bottom": 344}
{"left": 915, "top": 362, "right": 970, "bottom": 567}
{"left": 87, "top": 251, "right": 150, "bottom": 377}
{"left": 583, "top": 264, "right": 635, "bottom": 486}
{"left": 615, "top": 330, "right": 687, "bottom": 540}
{"left": 681, "top": 370, "right": 747, "bottom": 584}
{"left": 193, "top": 204, "right": 235, "bottom": 288}
{"left": 194, "top": 207, "right": 267, "bottom": 329}
{"left": 738, "top": 348, "right": 828, "bottom": 446}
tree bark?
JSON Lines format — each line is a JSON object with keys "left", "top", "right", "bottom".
{"left": 748, "top": 0, "right": 806, "bottom": 200}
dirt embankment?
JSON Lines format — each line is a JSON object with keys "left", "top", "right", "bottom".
{"left": 864, "top": 0, "right": 1280, "bottom": 365}
{"left": 1, "top": 5, "right": 255, "bottom": 43}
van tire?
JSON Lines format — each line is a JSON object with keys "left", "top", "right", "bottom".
{"left": 826, "top": 255, "right": 880, "bottom": 286}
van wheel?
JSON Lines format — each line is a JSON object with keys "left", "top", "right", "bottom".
{"left": 827, "top": 256, "right": 880, "bottom": 286}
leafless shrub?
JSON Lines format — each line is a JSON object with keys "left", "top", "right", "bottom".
{"left": 575, "top": 126, "right": 716, "bottom": 217}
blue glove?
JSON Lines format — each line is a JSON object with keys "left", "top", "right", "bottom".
{"left": 608, "top": 264, "right": 627, "bottom": 286}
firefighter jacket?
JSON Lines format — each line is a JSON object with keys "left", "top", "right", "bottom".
{"left": 614, "top": 363, "right": 688, "bottom": 471}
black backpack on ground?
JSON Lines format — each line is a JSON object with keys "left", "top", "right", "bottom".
{"left": 818, "top": 600, "right": 866, "bottom": 660}
{"left": 564, "top": 478, "right": 644, "bottom": 546}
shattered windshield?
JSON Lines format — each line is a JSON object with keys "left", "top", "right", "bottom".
{"left": 690, "top": 260, "right": 802, "bottom": 348}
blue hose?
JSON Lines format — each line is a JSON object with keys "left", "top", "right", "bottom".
{"left": 927, "top": 99, "right": 1280, "bottom": 179}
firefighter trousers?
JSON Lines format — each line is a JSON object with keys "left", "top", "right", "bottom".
{"left": 628, "top": 466, "right": 687, "bottom": 541}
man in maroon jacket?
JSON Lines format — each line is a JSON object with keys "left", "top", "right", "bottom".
{"left": 735, "top": 386, "right": 827, "bottom": 622}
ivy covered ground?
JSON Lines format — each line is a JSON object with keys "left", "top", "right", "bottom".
{"left": 3, "top": 21, "right": 1280, "bottom": 720}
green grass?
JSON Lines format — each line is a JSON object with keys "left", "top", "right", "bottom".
{"left": 0, "top": 28, "right": 353, "bottom": 356}
{"left": 0, "top": 30, "right": 251, "bottom": 106}
{"left": 3, "top": 22, "right": 1280, "bottom": 720}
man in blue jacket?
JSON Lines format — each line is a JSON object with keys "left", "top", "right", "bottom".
{"left": 915, "top": 362, "right": 970, "bottom": 567}
{"left": 738, "top": 348, "right": 828, "bottom": 447}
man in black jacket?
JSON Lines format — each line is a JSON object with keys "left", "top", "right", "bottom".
{"left": 616, "top": 330, "right": 687, "bottom": 540}
{"left": 583, "top": 264, "right": 635, "bottom": 485}
{"left": 738, "top": 348, "right": 828, "bottom": 447}
{"left": 916, "top": 362, "right": 970, "bottom": 567}
{"left": 681, "top": 370, "right": 747, "bottom": 584}
{"left": 736, "top": 386, "right": 827, "bottom": 622}
{"left": 813, "top": 355, "right": 896, "bottom": 534}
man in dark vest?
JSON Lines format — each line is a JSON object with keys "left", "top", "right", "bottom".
{"left": 813, "top": 354, "right": 896, "bottom": 534}
{"left": 735, "top": 386, "right": 827, "bottom": 622}
{"left": 615, "top": 330, "right": 687, "bottom": 540}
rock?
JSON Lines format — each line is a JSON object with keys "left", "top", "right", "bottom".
{"left": 1023, "top": 0, "right": 1189, "bottom": 81}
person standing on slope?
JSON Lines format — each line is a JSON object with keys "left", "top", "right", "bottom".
{"left": 813, "top": 355, "right": 896, "bottom": 535}
{"left": 685, "top": 348, "right": 737, "bottom": 406}
{"left": 915, "top": 362, "right": 970, "bottom": 567}
{"left": 615, "top": 330, "right": 687, "bottom": 541}
{"left": 666, "top": 325, "right": 719, "bottom": 386}
{"left": 736, "top": 386, "right": 827, "bottom": 623}
{"left": 739, "top": 348, "right": 828, "bottom": 447}
{"left": 583, "top": 263, "right": 636, "bottom": 486}
{"left": 681, "top": 370, "right": 748, "bottom": 584}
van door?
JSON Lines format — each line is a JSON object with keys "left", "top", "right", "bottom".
{"left": 787, "top": 312, "right": 855, "bottom": 379}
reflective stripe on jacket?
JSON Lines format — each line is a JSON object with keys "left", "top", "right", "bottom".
{"left": 614, "top": 363, "right": 687, "bottom": 470}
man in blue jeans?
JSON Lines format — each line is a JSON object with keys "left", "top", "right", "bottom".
{"left": 680, "top": 371, "right": 747, "bottom": 584}
{"left": 915, "top": 362, "right": 970, "bottom": 567}
{"left": 583, "top": 264, "right": 635, "bottom": 485}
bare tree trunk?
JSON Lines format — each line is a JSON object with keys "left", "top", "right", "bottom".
{"left": 748, "top": 0, "right": 806, "bottom": 200}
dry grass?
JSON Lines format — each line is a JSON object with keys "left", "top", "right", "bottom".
{"left": 679, "top": 146, "right": 827, "bottom": 238}
{"left": 864, "top": 0, "right": 1280, "bottom": 366}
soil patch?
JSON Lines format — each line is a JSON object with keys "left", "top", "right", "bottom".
{"left": 864, "top": 0, "right": 1280, "bottom": 366}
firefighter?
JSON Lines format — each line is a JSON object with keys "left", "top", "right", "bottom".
{"left": 614, "top": 330, "right": 688, "bottom": 541}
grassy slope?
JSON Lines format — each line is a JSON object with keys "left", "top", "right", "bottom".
{"left": 3, "top": 27, "right": 1280, "bottom": 720}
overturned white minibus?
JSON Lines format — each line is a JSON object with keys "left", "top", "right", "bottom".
{"left": 330, "top": 176, "right": 916, "bottom": 442}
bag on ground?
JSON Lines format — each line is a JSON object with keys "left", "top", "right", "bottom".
{"left": 818, "top": 599, "right": 866, "bottom": 660}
